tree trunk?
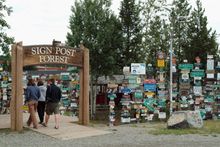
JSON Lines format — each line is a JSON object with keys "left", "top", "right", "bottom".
{"left": 90, "top": 80, "right": 93, "bottom": 119}
{"left": 90, "top": 75, "right": 98, "bottom": 119}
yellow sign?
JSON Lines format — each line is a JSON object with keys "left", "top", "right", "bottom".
{"left": 144, "top": 92, "right": 155, "bottom": 97}
{"left": 157, "top": 59, "right": 165, "bottom": 67}
{"left": 22, "top": 105, "right": 28, "bottom": 111}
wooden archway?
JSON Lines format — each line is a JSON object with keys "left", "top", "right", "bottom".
{"left": 10, "top": 42, "right": 89, "bottom": 131}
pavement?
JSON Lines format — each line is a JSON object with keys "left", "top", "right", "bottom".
{"left": 0, "top": 113, "right": 111, "bottom": 140}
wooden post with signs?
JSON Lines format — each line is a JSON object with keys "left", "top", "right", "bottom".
{"left": 10, "top": 42, "right": 90, "bottom": 131}
{"left": 11, "top": 42, "right": 23, "bottom": 131}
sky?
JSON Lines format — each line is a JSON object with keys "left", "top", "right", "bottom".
{"left": 5, "top": 0, "right": 220, "bottom": 45}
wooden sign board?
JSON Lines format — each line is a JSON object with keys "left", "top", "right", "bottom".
{"left": 23, "top": 45, "right": 83, "bottom": 66}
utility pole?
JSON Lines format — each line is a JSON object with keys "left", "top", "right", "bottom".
{"left": 169, "top": 26, "right": 173, "bottom": 115}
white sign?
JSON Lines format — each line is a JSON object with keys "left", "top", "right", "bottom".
{"left": 217, "top": 73, "right": 220, "bottom": 80}
{"left": 123, "top": 66, "right": 130, "bottom": 75}
{"left": 159, "top": 112, "right": 166, "bottom": 119}
{"left": 207, "top": 59, "right": 214, "bottom": 70}
{"left": 193, "top": 86, "right": 202, "bottom": 95}
{"left": 207, "top": 73, "right": 214, "bottom": 79}
{"left": 131, "top": 63, "right": 146, "bottom": 75}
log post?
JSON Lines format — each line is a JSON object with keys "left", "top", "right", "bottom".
{"left": 83, "top": 48, "right": 89, "bottom": 125}
{"left": 11, "top": 42, "right": 23, "bottom": 131}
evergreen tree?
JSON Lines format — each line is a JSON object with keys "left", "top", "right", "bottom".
{"left": 0, "top": 0, "right": 14, "bottom": 57}
{"left": 119, "top": 0, "right": 143, "bottom": 67}
{"left": 185, "top": 0, "right": 218, "bottom": 63}
{"left": 145, "top": 16, "right": 169, "bottom": 65}
{"left": 66, "top": 0, "right": 123, "bottom": 116}
{"left": 141, "top": 0, "right": 169, "bottom": 65}
{"left": 66, "top": 0, "right": 122, "bottom": 77}
{"left": 170, "top": 0, "right": 192, "bottom": 62}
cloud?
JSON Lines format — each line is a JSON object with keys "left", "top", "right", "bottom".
{"left": 5, "top": 0, "right": 220, "bottom": 45}
{"left": 6, "top": 0, "right": 73, "bottom": 45}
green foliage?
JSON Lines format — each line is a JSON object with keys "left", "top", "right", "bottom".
{"left": 0, "top": 0, "right": 14, "bottom": 57}
{"left": 170, "top": 0, "right": 192, "bottom": 62}
{"left": 66, "top": 0, "right": 123, "bottom": 77}
{"left": 66, "top": 0, "right": 218, "bottom": 75}
{"left": 143, "top": 0, "right": 218, "bottom": 65}
{"left": 184, "top": 0, "right": 218, "bottom": 63}
{"left": 142, "top": 0, "right": 169, "bottom": 65}
{"left": 145, "top": 16, "right": 169, "bottom": 65}
{"left": 118, "top": 0, "right": 143, "bottom": 67}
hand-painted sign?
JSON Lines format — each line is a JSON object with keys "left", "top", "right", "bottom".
{"left": 23, "top": 45, "right": 83, "bottom": 66}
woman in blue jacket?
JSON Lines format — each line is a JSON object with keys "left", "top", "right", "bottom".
{"left": 25, "top": 79, "right": 41, "bottom": 129}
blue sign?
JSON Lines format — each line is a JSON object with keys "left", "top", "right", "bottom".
{"left": 144, "top": 84, "right": 156, "bottom": 92}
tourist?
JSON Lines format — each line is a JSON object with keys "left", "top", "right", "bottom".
{"left": 25, "top": 79, "right": 41, "bottom": 129}
{"left": 37, "top": 80, "right": 47, "bottom": 124}
{"left": 42, "top": 79, "right": 62, "bottom": 129}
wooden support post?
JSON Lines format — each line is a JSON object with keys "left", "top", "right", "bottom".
{"left": 78, "top": 44, "right": 90, "bottom": 125}
{"left": 83, "top": 48, "right": 89, "bottom": 125}
{"left": 10, "top": 42, "right": 23, "bottom": 131}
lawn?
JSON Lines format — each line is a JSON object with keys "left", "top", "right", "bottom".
{"left": 148, "top": 120, "right": 220, "bottom": 135}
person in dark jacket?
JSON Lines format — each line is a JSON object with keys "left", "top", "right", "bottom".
{"left": 42, "top": 78, "right": 62, "bottom": 129}
{"left": 25, "top": 79, "right": 41, "bottom": 129}
{"left": 37, "top": 80, "right": 47, "bottom": 124}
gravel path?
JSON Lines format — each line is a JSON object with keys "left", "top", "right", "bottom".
{"left": 0, "top": 123, "right": 220, "bottom": 147}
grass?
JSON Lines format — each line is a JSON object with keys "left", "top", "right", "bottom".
{"left": 149, "top": 120, "right": 220, "bottom": 135}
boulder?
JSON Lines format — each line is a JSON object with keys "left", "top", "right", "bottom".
{"left": 167, "top": 111, "right": 203, "bottom": 129}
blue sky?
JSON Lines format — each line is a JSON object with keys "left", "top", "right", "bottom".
{"left": 5, "top": 0, "right": 220, "bottom": 45}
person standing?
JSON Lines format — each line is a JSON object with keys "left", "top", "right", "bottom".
{"left": 37, "top": 80, "right": 47, "bottom": 124}
{"left": 43, "top": 79, "right": 62, "bottom": 129}
{"left": 25, "top": 79, "right": 41, "bottom": 129}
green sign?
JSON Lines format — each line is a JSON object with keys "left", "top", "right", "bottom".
{"left": 190, "top": 70, "right": 205, "bottom": 77}
{"left": 178, "top": 64, "right": 193, "bottom": 70}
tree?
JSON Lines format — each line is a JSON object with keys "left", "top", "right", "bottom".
{"left": 67, "top": 0, "right": 122, "bottom": 76}
{"left": 0, "top": 0, "right": 14, "bottom": 58}
{"left": 170, "top": 0, "right": 192, "bottom": 62}
{"left": 184, "top": 0, "right": 218, "bottom": 63}
{"left": 66, "top": 0, "right": 123, "bottom": 117}
{"left": 141, "top": 0, "right": 169, "bottom": 65}
{"left": 118, "top": 0, "right": 143, "bottom": 67}
{"left": 145, "top": 16, "right": 169, "bottom": 65}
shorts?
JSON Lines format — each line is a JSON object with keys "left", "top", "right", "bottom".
{"left": 45, "top": 102, "right": 59, "bottom": 115}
